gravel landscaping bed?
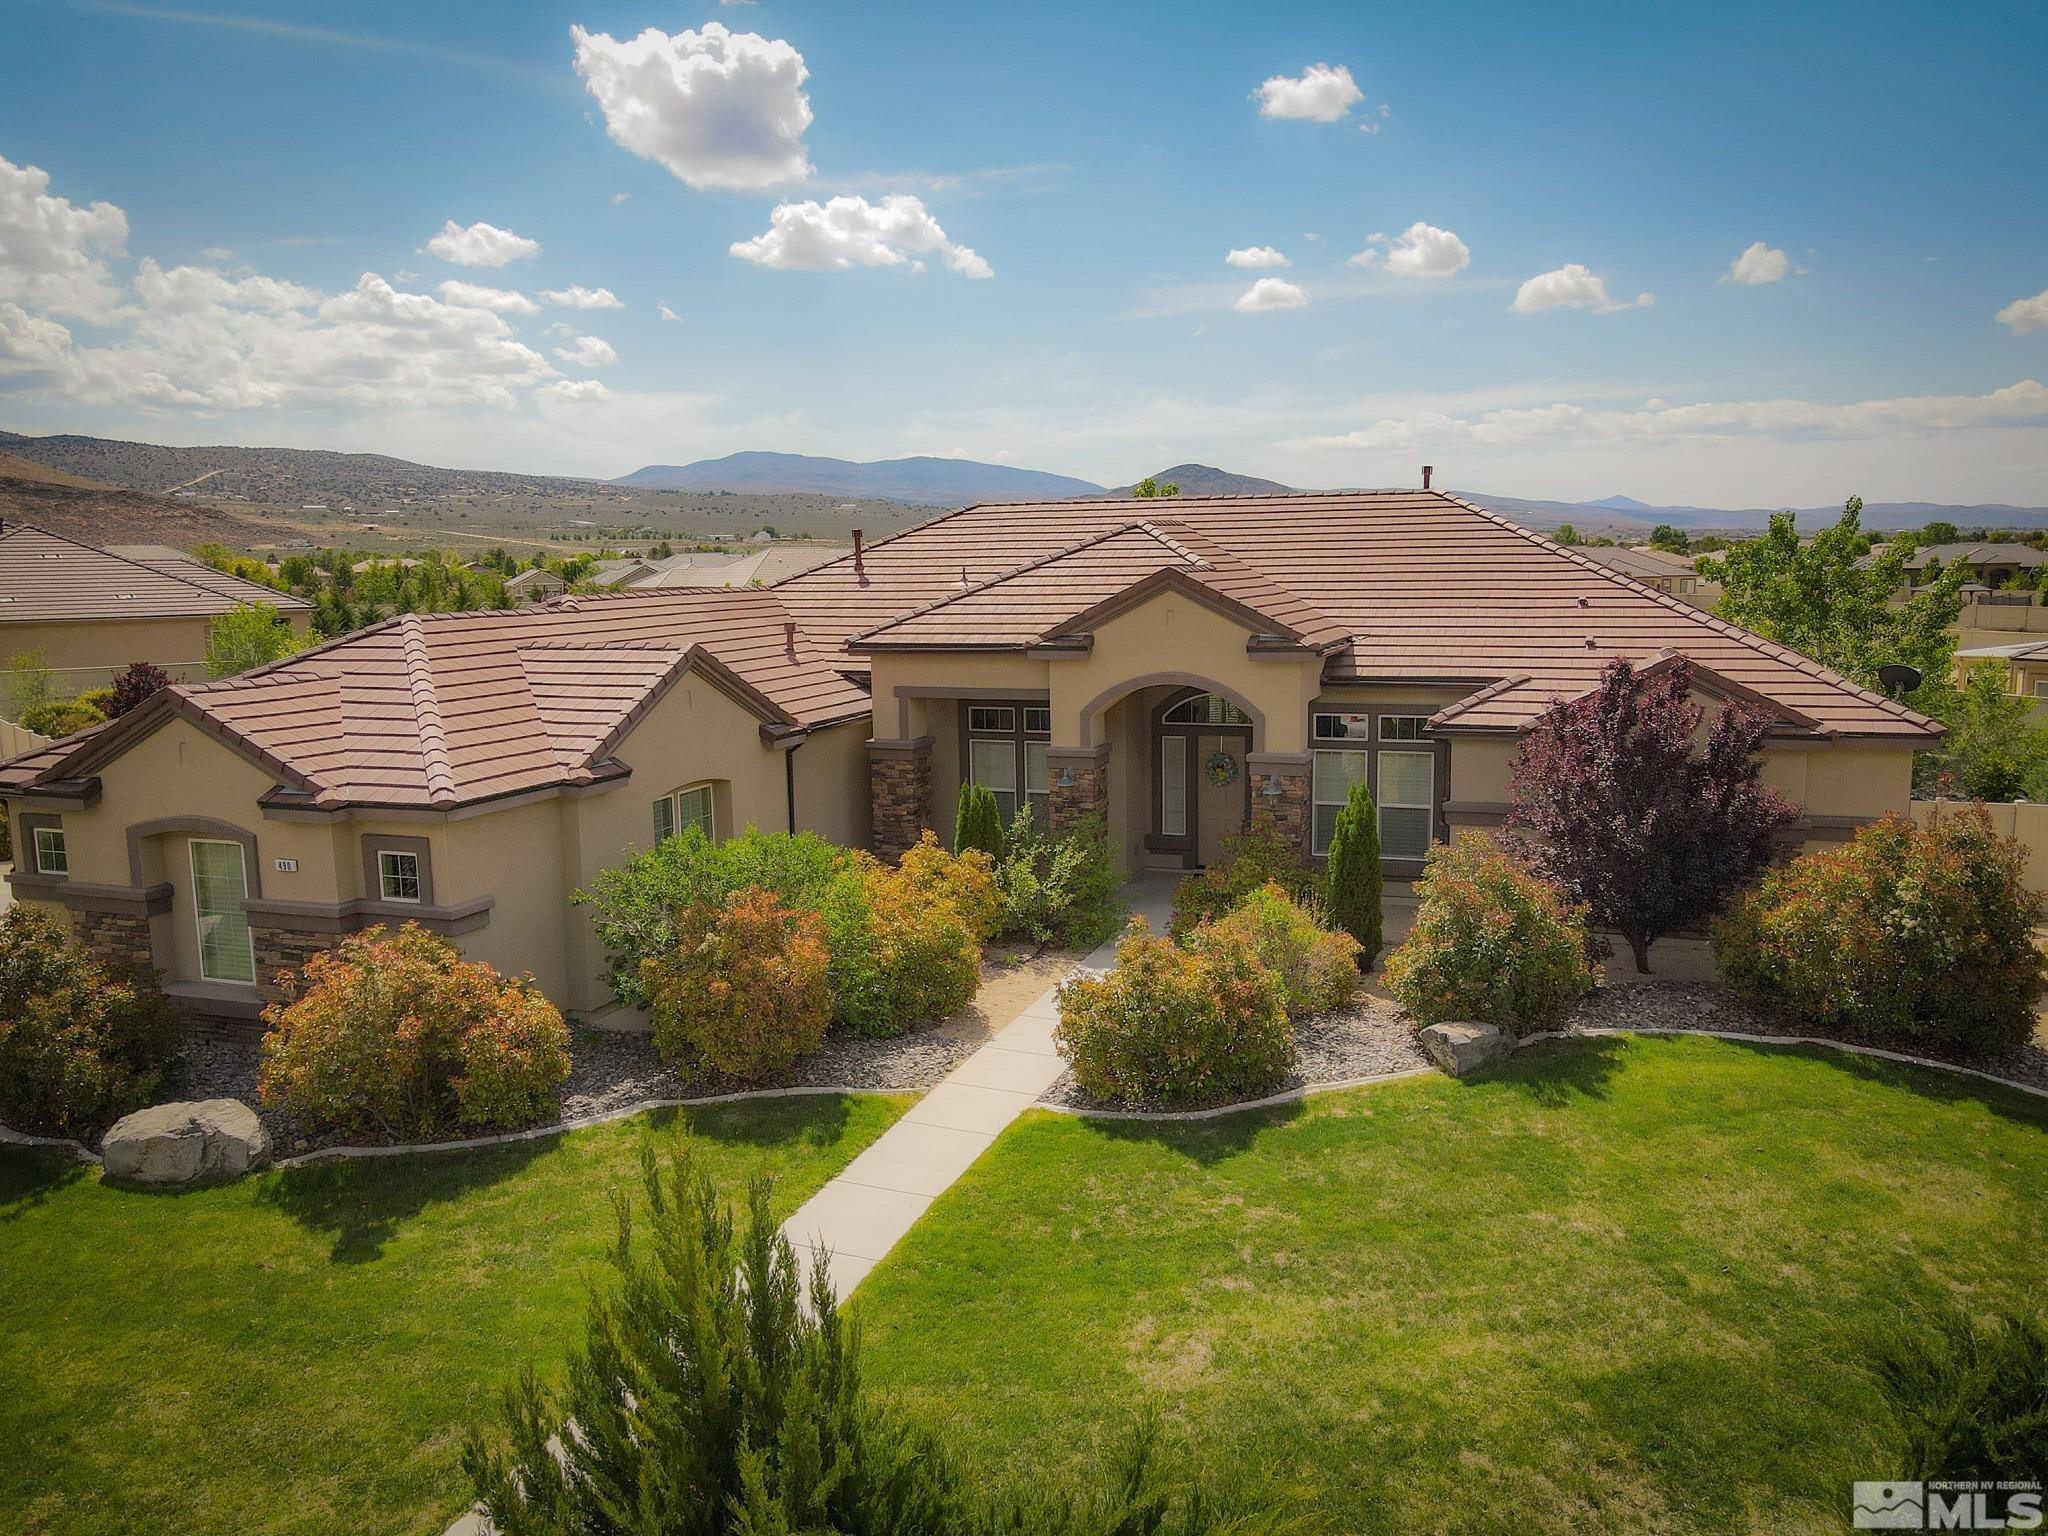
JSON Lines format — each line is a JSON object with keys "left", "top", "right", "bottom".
{"left": 166, "top": 1021, "right": 983, "bottom": 1156}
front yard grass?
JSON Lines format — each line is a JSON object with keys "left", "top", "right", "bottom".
{"left": 853, "top": 1034, "right": 2048, "bottom": 1535}
{"left": 0, "top": 1092, "right": 907, "bottom": 1536}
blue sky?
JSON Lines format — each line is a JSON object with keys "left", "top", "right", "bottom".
{"left": 2, "top": 0, "right": 2045, "bottom": 504}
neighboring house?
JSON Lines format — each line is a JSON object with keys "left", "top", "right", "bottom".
{"left": 634, "top": 546, "right": 840, "bottom": 589}
{"left": 1953, "top": 638, "right": 2048, "bottom": 710}
{"left": 0, "top": 524, "right": 313, "bottom": 690}
{"left": 504, "top": 568, "right": 567, "bottom": 605}
{"left": 0, "top": 489, "right": 1938, "bottom": 1030}
{"left": 1874, "top": 541, "right": 2048, "bottom": 589}
{"left": 1575, "top": 544, "right": 1715, "bottom": 605}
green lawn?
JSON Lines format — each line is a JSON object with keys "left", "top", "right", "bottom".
{"left": 853, "top": 1036, "right": 2048, "bottom": 1535}
{"left": 0, "top": 1093, "right": 907, "bottom": 1536}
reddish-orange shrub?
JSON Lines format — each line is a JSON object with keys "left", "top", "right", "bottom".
{"left": 641, "top": 888, "right": 832, "bottom": 1080}
{"left": 259, "top": 923, "right": 570, "bottom": 1141}
{"left": 895, "top": 830, "right": 1001, "bottom": 944}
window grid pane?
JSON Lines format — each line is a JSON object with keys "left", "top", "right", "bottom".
{"left": 653, "top": 796, "right": 676, "bottom": 842}
{"left": 968, "top": 738, "right": 1017, "bottom": 794}
{"left": 1314, "top": 713, "right": 1370, "bottom": 741}
{"left": 379, "top": 851, "right": 421, "bottom": 903}
{"left": 33, "top": 827, "right": 66, "bottom": 874}
{"left": 676, "top": 786, "right": 714, "bottom": 837}
{"left": 190, "top": 840, "right": 255, "bottom": 985}
{"left": 1023, "top": 707, "right": 1051, "bottom": 735}
{"left": 1379, "top": 716, "right": 1429, "bottom": 742}
{"left": 966, "top": 706, "right": 1014, "bottom": 733}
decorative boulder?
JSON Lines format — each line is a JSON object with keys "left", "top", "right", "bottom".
{"left": 101, "top": 1099, "right": 271, "bottom": 1186}
{"left": 1417, "top": 1021, "right": 1510, "bottom": 1078}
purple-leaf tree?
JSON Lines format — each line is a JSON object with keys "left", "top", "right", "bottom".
{"left": 1505, "top": 656, "right": 1798, "bottom": 973}
{"left": 106, "top": 661, "right": 172, "bottom": 719}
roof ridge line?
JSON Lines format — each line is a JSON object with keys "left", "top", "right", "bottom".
{"left": 845, "top": 520, "right": 1169, "bottom": 641}
{"left": 1433, "top": 490, "right": 1941, "bottom": 732}
{"left": 399, "top": 614, "right": 457, "bottom": 807}
{"left": 0, "top": 518, "right": 280, "bottom": 607}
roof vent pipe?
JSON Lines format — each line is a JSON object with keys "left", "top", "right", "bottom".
{"left": 852, "top": 528, "right": 864, "bottom": 572}
{"left": 1422, "top": 465, "right": 1434, "bottom": 490}
{"left": 783, "top": 621, "right": 796, "bottom": 655}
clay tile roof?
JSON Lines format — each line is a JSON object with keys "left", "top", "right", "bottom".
{"left": 0, "top": 522, "right": 313, "bottom": 624}
{"left": 3, "top": 587, "right": 869, "bottom": 811}
{"left": 778, "top": 488, "right": 1939, "bottom": 740}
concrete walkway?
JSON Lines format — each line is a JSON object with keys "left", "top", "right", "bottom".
{"left": 784, "top": 873, "right": 1178, "bottom": 1301}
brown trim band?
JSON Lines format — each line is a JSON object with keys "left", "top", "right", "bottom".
{"left": 867, "top": 736, "right": 933, "bottom": 761}
{"left": 126, "top": 816, "right": 262, "bottom": 898}
{"left": 7, "top": 873, "right": 174, "bottom": 917}
{"left": 245, "top": 894, "right": 494, "bottom": 938}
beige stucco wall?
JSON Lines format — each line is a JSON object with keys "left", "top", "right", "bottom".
{"left": 0, "top": 617, "right": 217, "bottom": 690}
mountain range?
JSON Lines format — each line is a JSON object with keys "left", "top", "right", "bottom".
{"left": 4, "top": 428, "right": 2046, "bottom": 535}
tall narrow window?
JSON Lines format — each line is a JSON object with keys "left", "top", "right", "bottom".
{"left": 1378, "top": 751, "right": 1436, "bottom": 860}
{"left": 378, "top": 850, "right": 421, "bottom": 903}
{"left": 1024, "top": 741, "right": 1049, "bottom": 827}
{"left": 652, "top": 795, "right": 676, "bottom": 842}
{"left": 31, "top": 825, "right": 67, "bottom": 875}
{"left": 189, "top": 839, "right": 255, "bottom": 985}
{"left": 654, "top": 785, "right": 716, "bottom": 842}
{"left": 968, "top": 738, "right": 1018, "bottom": 822}
{"left": 1159, "top": 734, "right": 1188, "bottom": 838}
{"left": 1311, "top": 750, "right": 1369, "bottom": 856}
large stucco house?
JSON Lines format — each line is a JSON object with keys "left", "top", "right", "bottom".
{"left": 0, "top": 489, "right": 1939, "bottom": 1031}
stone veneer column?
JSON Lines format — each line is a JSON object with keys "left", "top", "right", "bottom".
{"left": 868, "top": 736, "right": 933, "bottom": 861}
{"left": 1046, "top": 743, "right": 1110, "bottom": 833}
{"left": 1247, "top": 752, "right": 1314, "bottom": 856}
{"left": 74, "top": 909, "right": 155, "bottom": 976}
{"left": 252, "top": 925, "right": 349, "bottom": 1008}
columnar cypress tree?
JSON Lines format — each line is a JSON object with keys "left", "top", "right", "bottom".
{"left": 1324, "top": 778, "right": 1383, "bottom": 967}
{"left": 953, "top": 782, "right": 1005, "bottom": 860}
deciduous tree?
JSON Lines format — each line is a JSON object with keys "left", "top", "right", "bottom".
{"left": 1506, "top": 656, "right": 1797, "bottom": 972}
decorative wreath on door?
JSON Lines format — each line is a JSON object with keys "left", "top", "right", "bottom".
{"left": 1203, "top": 751, "right": 1240, "bottom": 787}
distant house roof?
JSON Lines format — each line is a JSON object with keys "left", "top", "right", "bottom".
{"left": 1574, "top": 545, "right": 1702, "bottom": 582}
{"left": 0, "top": 523, "right": 312, "bottom": 624}
{"left": 634, "top": 545, "right": 837, "bottom": 590}
{"left": 0, "top": 589, "right": 870, "bottom": 812}
{"left": 504, "top": 568, "right": 566, "bottom": 591}
{"left": 1893, "top": 542, "right": 2048, "bottom": 572}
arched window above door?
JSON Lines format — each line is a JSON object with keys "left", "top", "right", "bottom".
{"left": 1160, "top": 693, "right": 1252, "bottom": 727}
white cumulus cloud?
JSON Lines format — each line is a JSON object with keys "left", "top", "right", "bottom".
{"left": 1253, "top": 63, "right": 1364, "bottom": 123}
{"left": 1225, "top": 246, "right": 1290, "bottom": 269}
{"left": 1997, "top": 288, "right": 2048, "bottom": 335}
{"left": 658, "top": 302, "right": 683, "bottom": 323}
{"left": 437, "top": 280, "right": 539, "bottom": 315}
{"left": 1722, "top": 241, "right": 1798, "bottom": 285}
{"left": 425, "top": 219, "right": 541, "bottom": 268}
{"left": 1233, "top": 277, "right": 1308, "bottom": 313}
{"left": 1511, "top": 263, "right": 1652, "bottom": 314}
{"left": 0, "top": 152, "right": 129, "bottom": 320}
{"left": 729, "top": 194, "right": 991, "bottom": 277}
{"left": 540, "top": 284, "right": 624, "bottom": 309}
{"left": 538, "top": 378, "right": 612, "bottom": 401}
{"left": 1349, "top": 221, "right": 1470, "bottom": 278}
{"left": 571, "top": 21, "right": 812, "bottom": 191}
{"left": 1286, "top": 380, "right": 2048, "bottom": 452}
{"left": 553, "top": 334, "right": 618, "bottom": 367}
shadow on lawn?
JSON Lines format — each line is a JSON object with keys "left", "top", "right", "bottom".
{"left": 1079, "top": 1099, "right": 1308, "bottom": 1167}
{"left": 1480, "top": 1033, "right": 1632, "bottom": 1106}
{"left": 1712, "top": 1035, "right": 2048, "bottom": 1130}
{"left": 258, "top": 1137, "right": 559, "bottom": 1264}
{"left": 0, "top": 1145, "right": 90, "bottom": 1220}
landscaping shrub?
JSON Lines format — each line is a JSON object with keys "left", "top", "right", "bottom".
{"left": 829, "top": 852, "right": 982, "bottom": 1039}
{"left": 1382, "top": 833, "right": 1596, "bottom": 1035}
{"left": 1056, "top": 918, "right": 1292, "bottom": 1107}
{"left": 1713, "top": 807, "right": 2045, "bottom": 1054}
{"left": 17, "top": 694, "right": 106, "bottom": 737}
{"left": 466, "top": 1133, "right": 1299, "bottom": 1536}
{"left": 1195, "top": 882, "right": 1360, "bottom": 1019}
{"left": 1167, "top": 814, "right": 1319, "bottom": 940}
{"left": 953, "top": 780, "right": 1006, "bottom": 860}
{"left": 1867, "top": 1303, "right": 2048, "bottom": 1484}
{"left": 259, "top": 923, "right": 571, "bottom": 1140}
{"left": 897, "top": 828, "right": 1001, "bottom": 943}
{"left": 1323, "top": 777, "right": 1383, "bottom": 967}
{"left": 640, "top": 888, "right": 832, "bottom": 1081}
{"left": 996, "top": 810, "right": 1123, "bottom": 949}
{"left": 0, "top": 906, "right": 183, "bottom": 1137}
{"left": 577, "top": 827, "right": 846, "bottom": 1009}
{"left": 107, "top": 661, "right": 172, "bottom": 719}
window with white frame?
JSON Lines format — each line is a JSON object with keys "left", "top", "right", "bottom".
{"left": 189, "top": 838, "right": 256, "bottom": 985}
{"left": 1313, "top": 712, "right": 1370, "bottom": 742}
{"left": 653, "top": 783, "right": 716, "bottom": 843}
{"left": 965, "top": 700, "right": 1050, "bottom": 826}
{"left": 1311, "top": 749, "right": 1369, "bottom": 855}
{"left": 31, "top": 825, "right": 67, "bottom": 875}
{"left": 1377, "top": 750, "right": 1435, "bottom": 860}
{"left": 378, "top": 849, "right": 421, "bottom": 903}
{"left": 1379, "top": 715, "right": 1429, "bottom": 742}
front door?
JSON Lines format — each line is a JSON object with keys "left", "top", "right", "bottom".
{"left": 1194, "top": 733, "right": 1248, "bottom": 867}
{"left": 189, "top": 838, "right": 256, "bottom": 985}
